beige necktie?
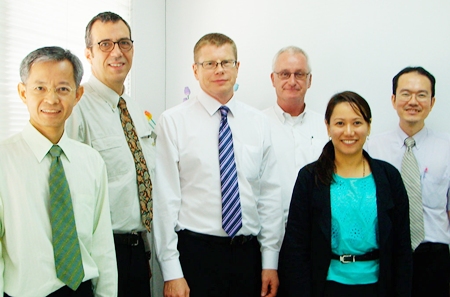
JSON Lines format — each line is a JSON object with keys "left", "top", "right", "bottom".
{"left": 401, "top": 137, "right": 425, "bottom": 250}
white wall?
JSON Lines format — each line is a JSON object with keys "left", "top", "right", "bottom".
{"left": 130, "top": 2, "right": 450, "bottom": 295}
{"left": 131, "top": 1, "right": 165, "bottom": 295}
{"left": 162, "top": 0, "right": 450, "bottom": 135}
{"left": 131, "top": 0, "right": 166, "bottom": 120}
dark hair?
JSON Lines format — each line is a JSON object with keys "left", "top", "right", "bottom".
{"left": 20, "top": 46, "right": 84, "bottom": 88}
{"left": 85, "top": 11, "right": 132, "bottom": 48}
{"left": 194, "top": 33, "right": 237, "bottom": 62}
{"left": 315, "top": 91, "right": 372, "bottom": 186}
{"left": 392, "top": 66, "right": 436, "bottom": 98}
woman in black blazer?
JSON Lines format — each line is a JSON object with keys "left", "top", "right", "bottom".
{"left": 278, "top": 91, "right": 412, "bottom": 297}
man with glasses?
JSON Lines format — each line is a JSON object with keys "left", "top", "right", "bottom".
{"left": 263, "top": 46, "right": 328, "bottom": 224}
{"left": 0, "top": 46, "right": 117, "bottom": 297}
{"left": 367, "top": 67, "right": 450, "bottom": 296}
{"left": 153, "top": 33, "right": 283, "bottom": 297}
{"left": 66, "top": 11, "right": 154, "bottom": 297}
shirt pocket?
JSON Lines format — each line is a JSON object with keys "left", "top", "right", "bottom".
{"left": 422, "top": 173, "right": 448, "bottom": 209}
{"left": 234, "top": 141, "right": 263, "bottom": 180}
{"left": 73, "top": 194, "right": 95, "bottom": 236}
{"left": 138, "top": 131, "right": 156, "bottom": 174}
{"left": 92, "top": 136, "right": 128, "bottom": 179}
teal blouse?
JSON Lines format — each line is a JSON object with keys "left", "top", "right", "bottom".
{"left": 327, "top": 173, "right": 379, "bottom": 284}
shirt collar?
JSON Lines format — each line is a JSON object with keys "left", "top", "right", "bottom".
{"left": 87, "top": 75, "right": 126, "bottom": 111}
{"left": 197, "top": 89, "right": 238, "bottom": 118}
{"left": 22, "top": 122, "right": 73, "bottom": 163}
{"left": 395, "top": 125, "right": 428, "bottom": 150}
{"left": 273, "top": 103, "right": 307, "bottom": 125}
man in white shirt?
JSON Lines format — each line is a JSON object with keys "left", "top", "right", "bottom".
{"left": 0, "top": 46, "right": 117, "bottom": 297}
{"left": 65, "top": 12, "right": 155, "bottom": 297}
{"left": 263, "top": 46, "right": 328, "bottom": 224}
{"left": 367, "top": 66, "right": 450, "bottom": 296}
{"left": 154, "top": 33, "right": 283, "bottom": 297}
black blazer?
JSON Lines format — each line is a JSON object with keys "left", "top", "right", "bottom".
{"left": 279, "top": 151, "right": 412, "bottom": 297}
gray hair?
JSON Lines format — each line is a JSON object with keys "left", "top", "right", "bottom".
{"left": 20, "top": 46, "right": 84, "bottom": 88}
{"left": 272, "top": 46, "right": 311, "bottom": 73}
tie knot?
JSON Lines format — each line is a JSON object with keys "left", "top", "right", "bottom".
{"left": 118, "top": 97, "right": 126, "bottom": 109}
{"left": 219, "top": 106, "right": 230, "bottom": 118}
{"left": 49, "top": 145, "right": 62, "bottom": 158}
{"left": 405, "top": 137, "right": 416, "bottom": 149}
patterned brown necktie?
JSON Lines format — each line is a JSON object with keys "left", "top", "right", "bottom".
{"left": 118, "top": 97, "right": 153, "bottom": 232}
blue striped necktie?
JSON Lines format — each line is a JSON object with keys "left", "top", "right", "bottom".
{"left": 48, "top": 145, "right": 84, "bottom": 290}
{"left": 401, "top": 137, "right": 425, "bottom": 250}
{"left": 218, "top": 106, "right": 242, "bottom": 237}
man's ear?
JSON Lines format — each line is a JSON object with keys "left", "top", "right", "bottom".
{"left": 307, "top": 73, "right": 312, "bottom": 89}
{"left": 85, "top": 47, "right": 93, "bottom": 65}
{"left": 18, "top": 82, "right": 27, "bottom": 105}
{"left": 391, "top": 94, "right": 397, "bottom": 109}
{"left": 74, "top": 85, "right": 84, "bottom": 105}
{"left": 193, "top": 63, "right": 199, "bottom": 81}
{"left": 270, "top": 72, "right": 275, "bottom": 87}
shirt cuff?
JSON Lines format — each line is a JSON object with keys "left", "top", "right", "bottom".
{"left": 160, "top": 258, "right": 184, "bottom": 281}
{"left": 262, "top": 250, "right": 279, "bottom": 270}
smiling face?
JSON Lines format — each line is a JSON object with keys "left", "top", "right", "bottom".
{"left": 327, "top": 102, "right": 370, "bottom": 159}
{"left": 18, "top": 60, "right": 83, "bottom": 143}
{"left": 193, "top": 43, "right": 239, "bottom": 104}
{"left": 392, "top": 71, "right": 435, "bottom": 134}
{"left": 85, "top": 20, "right": 133, "bottom": 95}
{"left": 271, "top": 51, "right": 311, "bottom": 113}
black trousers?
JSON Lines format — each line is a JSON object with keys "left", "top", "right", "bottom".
{"left": 177, "top": 230, "right": 262, "bottom": 297}
{"left": 114, "top": 233, "right": 151, "bottom": 297}
{"left": 412, "top": 242, "right": 450, "bottom": 297}
{"left": 4, "top": 281, "right": 93, "bottom": 297}
{"left": 324, "top": 281, "right": 378, "bottom": 297}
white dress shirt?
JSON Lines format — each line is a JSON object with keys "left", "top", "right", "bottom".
{"left": 66, "top": 75, "right": 156, "bottom": 233}
{"left": 367, "top": 126, "right": 450, "bottom": 245}
{"left": 154, "top": 90, "right": 284, "bottom": 281}
{"left": 263, "top": 104, "right": 328, "bottom": 223}
{"left": 0, "top": 123, "right": 117, "bottom": 297}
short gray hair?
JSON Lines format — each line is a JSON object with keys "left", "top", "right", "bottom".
{"left": 272, "top": 46, "right": 311, "bottom": 73}
{"left": 20, "top": 46, "right": 84, "bottom": 88}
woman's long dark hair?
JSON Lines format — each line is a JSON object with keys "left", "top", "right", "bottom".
{"left": 315, "top": 91, "right": 372, "bottom": 186}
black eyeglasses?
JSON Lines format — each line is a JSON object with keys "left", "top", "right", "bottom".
{"left": 95, "top": 39, "right": 134, "bottom": 52}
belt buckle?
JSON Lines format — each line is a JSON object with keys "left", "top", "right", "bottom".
{"left": 230, "top": 236, "right": 244, "bottom": 245}
{"left": 131, "top": 231, "right": 139, "bottom": 246}
{"left": 339, "top": 254, "right": 355, "bottom": 264}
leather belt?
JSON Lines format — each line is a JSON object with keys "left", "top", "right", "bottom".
{"left": 178, "top": 229, "right": 254, "bottom": 246}
{"left": 331, "top": 249, "right": 379, "bottom": 264}
{"left": 113, "top": 231, "right": 142, "bottom": 246}
{"left": 414, "top": 242, "right": 449, "bottom": 254}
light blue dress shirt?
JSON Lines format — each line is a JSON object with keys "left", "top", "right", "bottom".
{"left": 367, "top": 126, "right": 450, "bottom": 245}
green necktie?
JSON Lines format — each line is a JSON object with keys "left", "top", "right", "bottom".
{"left": 49, "top": 145, "right": 84, "bottom": 290}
